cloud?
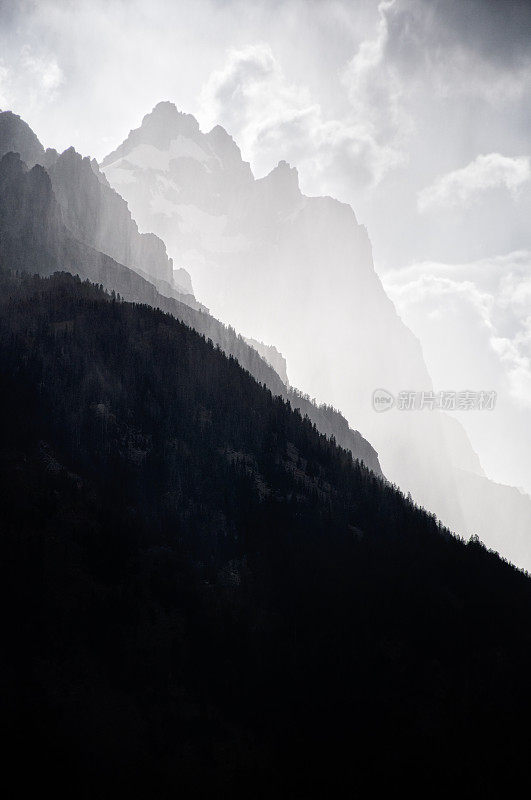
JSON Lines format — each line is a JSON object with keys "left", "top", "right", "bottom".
{"left": 200, "top": 42, "right": 317, "bottom": 163}
{"left": 21, "top": 46, "right": 64, "bottom": 94}
{"left": 417, "top": 154, "right": 531, "bottom": 212}
{"left": 342, "top": 0, "right": 411, "bottom": 145}
{"left": 384, "top": 0, "right": 531, "bottom": 102}
{"left": 384, "top": 251, "right": 531, "bottom": 410}
{"left": 416, "top": 0, "right": 531, "bottom": 71}
{"left": 383, "top": 250, "right": 531, "bottom": 492}
{"left": 1, "top": 0, "right": 530, "bottom": 270}
{"left": 0, "top": 44, "right": 64, "bottom": 112}
{"left": 200, "top": 15, "right": 407, "bottom": 193}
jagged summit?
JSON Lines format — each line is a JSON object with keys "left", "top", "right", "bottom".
{"left": 0, "top": 152, "right": 51, "bottom": 196}
{"left": 140, "top": 100, "right": 201, "bottom": 139}
{"left": 257, "top": 159, "right": 301, "bottom": 206}
{"left": 276, "top": 159, "right": 295, "bottom": 172}
{"left": 0, "top": 149, "right": 25, "bottom": 173}
{"left": 101, "top": 101, "right": 204, "bottom": 167}
{"left": 149, "top": 100, "right": 180, "bottom": 116}
{"left": 0, "top": 125, "right": 381, "bottom": 476}
{"left": 208, "top": 123, "right": 233, "bottom": 138}
{"left": 206, "top": 123, "right": 248, "bottom": 169}
{"left": 0, "top": 111, "right": 199, "bottom": 306}
{"left": 102, "top": 102, "right": 253, "bottom": 190}
{"left": 100, "top": 101, "right": 531, "bottom": 570}
{"left": 0, "top": 110, "right": 45, "bottom": 167}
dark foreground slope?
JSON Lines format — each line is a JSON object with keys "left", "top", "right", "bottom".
{"left": 1, "top": 270, "right": 531, "bottom": 798}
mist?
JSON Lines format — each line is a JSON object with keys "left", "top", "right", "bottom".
{"left": 1, "top": 0, "right": 529, "bottom": 497}
{"left": 4, "top": 3, "right": 531, "bottom": 790}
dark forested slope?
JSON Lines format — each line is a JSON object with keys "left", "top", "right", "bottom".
{"left": 1, "top": 269, "right": 531, "bottom": 798}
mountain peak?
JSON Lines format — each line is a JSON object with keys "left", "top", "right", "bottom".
{"left": 0, "top": 149, "right": 25, "bottom": 176}
{"left": 271, "top": 160, "right": 299, "bottom": 184}
{"left": 101, "top": 102, "right": 202, "bottom": 167}
{"left": 140, "top": 101, "right": 201, "bottom": 140}
{"left": 61, "top": 145, "right": 79, "bottom": 159}
{"left": 0, "top": 109, "right": 45, "bottom": 167}
{"left": 206, "top": 124, "right": 250, "bottom": 172}
{"left": 258, "top": 159, "right": 301, "bottom": 205}
{"left": 151, "top": 100, "right": 178, "bottom": 114}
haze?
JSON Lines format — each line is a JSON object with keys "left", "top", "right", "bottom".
{"left": 1, "top": 0, "right": 530, "bottom": 494}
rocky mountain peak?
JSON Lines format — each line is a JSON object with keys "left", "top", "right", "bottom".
{"left": 257, "top": 159, "right": 301, "bottom": 207}
{"left": 0, "top": 149, "right": 25, "bottom": 177}
{"left": 206, "top": 124, "right": 248, "bottom": 170}
{"left": 0, "top": 151, "right": 50, "bottom": 197}
{"left": 142, "top": 101, "right": 201, "bottom": 139}
{"left": 101, "top": 102, "right": 203, "bottom": 166}
{"left": 0, "top": 110, "right": 45, "bottom": 167}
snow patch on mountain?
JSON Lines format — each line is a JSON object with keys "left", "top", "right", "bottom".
{"left": 106, "top": 136, "right": 213, "bottom": 175}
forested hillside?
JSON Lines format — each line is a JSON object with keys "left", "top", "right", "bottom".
{"left": 1, "top": 269, "right": 531, "bottom": 798}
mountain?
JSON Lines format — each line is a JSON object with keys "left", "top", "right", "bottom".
{"left": 101, "top": 101, "right": 531, "bottom": 569}
{"left": 244, "top": 336, "right": 290, "bottom": 385}
{"left": 45, "top": 146, "right": 204, "bottom": 305}
{"left": 101, "top": 103, "right": 430, "bottom": 412}
{"left": 0, "top": 109, "right": 44, "bottom": 167}
{"left": 0, "top": 110, "right": 201, "bottom": 309}
{"left": 2, "top": 267, "right": 531, "bottom": 797}
{"left": 0, "top": 119, "right": 381, "bottom": 476}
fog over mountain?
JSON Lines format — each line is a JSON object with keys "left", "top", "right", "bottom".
{"left": 1, "top": 0, "right": 529, "bottom": 500}
{"left": 3, "top": 2, "right": 531, "bottom": 794}
{"left": 385, "top": 253, "right": 531, "bottom": 494}
{"left": 100, "top": 100, "right": 531, "bottom": 569}
{"left": 4, "top": 96, "right": 530, "bottom": 565}
{"left": 0, "top": 109, "right": 382, "bottom": 477}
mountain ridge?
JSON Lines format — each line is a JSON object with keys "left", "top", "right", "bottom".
{"left": 100, "top": 100, "right": 531, "bottom": 569}
{"left": 0, "top": 136, "right": 381, "bottom": 476}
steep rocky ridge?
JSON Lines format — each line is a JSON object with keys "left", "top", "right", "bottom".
{"left": 0, "top": 111, "right": 201, "bottom": 310}
{"left": 101, "top": 102, "right": 531, "bottom": 567}
{"left": 0, "top": 149, "right": 381, "bottom": 476}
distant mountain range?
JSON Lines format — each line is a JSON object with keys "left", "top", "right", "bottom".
{"left": 100, "top": 101, "right": 531, "bottom": 569}
{"left": 0, "top": 110, "right": 381, "bottom": 476}
{"left": 1, "top": 104, "right": 530, "bottom": 569}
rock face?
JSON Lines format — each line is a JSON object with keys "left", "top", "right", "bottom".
{"left": 0, "top": 111, "right": 45, "bottom": 167}
{"left": 101, "top": 102, "right": 430, "bottom": 412}
{"left": 0, "top": 111, "right": 202, "bottom": 312}
{"left": 0, "top": 144, "right": 381, "bottom": 477}
{"left": 245, "top": 338, "right": 290, "bottom": 386}
{"left": 101, "top": 101, "right": 531, "bottom": 568}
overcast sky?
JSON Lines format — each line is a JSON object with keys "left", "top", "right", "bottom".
{"left": 1, "top": 0, "right": 530, "bottom": 490}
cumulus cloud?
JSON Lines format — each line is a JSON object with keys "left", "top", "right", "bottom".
{"left": 417, "top": 154, "right": 531, "bottom": 212}
{"left": 342, "top": 0, "right": 411, "bottom": 146}
{"left": 385, "top": 251, "right": 531, "bottom": 410}
{"left": 199, "top": 7, "right": 407, "bottom": 193}
{"left": 384, "top": 251, "right": 531, "bottom": 492}
{"left": 200, "top": 42, "right": 318, "bottom": 165}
